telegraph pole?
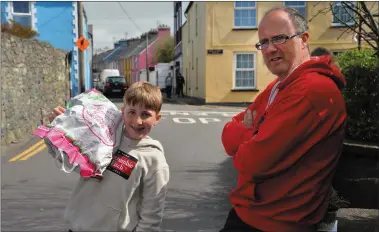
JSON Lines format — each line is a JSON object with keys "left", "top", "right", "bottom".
{"left": 146, "top": 32, "right": 149, "bottom": 82}
{"left": 77, "top": 1, "right": 85, "bottom": 93}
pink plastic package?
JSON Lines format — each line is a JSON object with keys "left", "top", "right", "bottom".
{"left": 33, "top": 89, "right": 123, "bottom": 179}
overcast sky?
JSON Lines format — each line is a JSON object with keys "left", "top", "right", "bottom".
{"left": 83, "top": 2, "right": 178, "bottom": 51}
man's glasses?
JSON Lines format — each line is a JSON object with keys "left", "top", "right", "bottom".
{"left": 255, "top": 32, "right": 302, "bottom": 50}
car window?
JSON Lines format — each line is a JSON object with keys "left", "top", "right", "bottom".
{"left": 106, "top": 76, "right": 125, "bottom": 83}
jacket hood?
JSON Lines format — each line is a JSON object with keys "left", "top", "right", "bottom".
{"left": 278, "top": 55, "right": 346, "bottom": 91}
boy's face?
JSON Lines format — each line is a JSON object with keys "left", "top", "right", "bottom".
{"left": 121, "top": 103, "right": 162, "bottom": 140}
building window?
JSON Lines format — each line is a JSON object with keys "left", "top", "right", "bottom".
{"left": 234, "top": 1, "right": 256, "bottom": 28}
{"left": 11, "top": 1, "right": 32, "bottom": 28}
{"left": 332, "top": 1, "right": 355, "bottom": 26}
{"left": 234, "top": 53, "right": 256, "bottom": 89}
{"left": 284, "top": 1, "right": 306, "bottom": 17}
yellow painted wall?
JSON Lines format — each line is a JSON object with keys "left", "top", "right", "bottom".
{"left": 182, "top": 22, "right": 189, "bottom": 95}
{"left": 125, "top": 57, "right": 131, "bottom": 84}
{"left": 185, "top": 1, "right": 370, "bottom": 103}
{"left": 183, "top": 2, "right": 207, "bottom": 99}
{"left": 204, "top": 2, "right": 279, "bottom": 103}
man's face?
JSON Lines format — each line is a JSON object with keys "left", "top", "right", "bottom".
{"left": 258, "top": 10, "right": 309, "bottom": 79}
{"left": 121, "top": 103, "right": 161, "bottom": 140}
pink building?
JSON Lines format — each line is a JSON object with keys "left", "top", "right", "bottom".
{"left": 130, "top": 26, "right": 171, "bottom": 83}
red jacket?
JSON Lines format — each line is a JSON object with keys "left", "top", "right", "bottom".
{"left": 221, "top": 56, "right": 347, "bottom": 232}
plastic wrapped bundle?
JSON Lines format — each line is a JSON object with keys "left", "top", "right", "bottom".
{"left": 33, "top": 89, "right": 123, "bottom": 179}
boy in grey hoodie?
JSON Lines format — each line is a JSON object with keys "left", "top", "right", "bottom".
{"left": 47, "top": 82, "right": 169, "bottom": 232}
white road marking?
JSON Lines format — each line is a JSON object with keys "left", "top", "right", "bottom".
{"left": 198, "top": 118, "right": 221, "bottom": 124}
{"left": 172, "top": 118, "right": 197, "bottom": 124}
{"left": 160, "top": 110, "right": 240, "bottom": 117}
{"left": 160, "top": 110, "right": 241, "bottom": 124}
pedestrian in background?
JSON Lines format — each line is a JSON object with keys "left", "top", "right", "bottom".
{"left": 176, "top": 72, "right": 185, "bottom": 98}
{"left": 165, "top": 72, "right": 173, "bottom": 99}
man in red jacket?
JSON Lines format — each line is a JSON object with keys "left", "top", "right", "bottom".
{"left": 220, "top": 6, "right": 346, "bottom": 232}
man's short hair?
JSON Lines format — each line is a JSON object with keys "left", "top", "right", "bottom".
{"left": 123, "top": 82, "right": 162, "bottom": 113}
{"left": 261, "top": 6, "right": 309, "bottom": 33}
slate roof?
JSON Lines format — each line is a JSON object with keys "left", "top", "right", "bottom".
{"left": 129, "top": 33, "right": 159, "bottom": 57}
{"left": 92, "top": 32, "right": 159, "bottom": 64}
{"left": 92, "top": 49, "right": 114, "bottom": 64}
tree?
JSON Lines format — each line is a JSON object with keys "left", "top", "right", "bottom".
{"left": 309, "top": 2, "right": 378, "bottom": 56}
{"left": 153, "top": 36, "right": 174, "bottom": 63}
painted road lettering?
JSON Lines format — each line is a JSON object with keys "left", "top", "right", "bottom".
{"left": 160, "top": 110, "right": 240, "bottom": 117}
{"left": 199, "top": 118, "right": 221, "bottom": 124}
{"left": 172, "top": 118, "right": 196, "bottom": 124}
{"left": 160, "top": 110, "right": 241, "bottom": 124}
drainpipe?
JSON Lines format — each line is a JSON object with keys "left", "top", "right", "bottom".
{"left": 77, "top": 1, "right": 85, "bottom": 93}
{"left": 146, "top": 33, "right": 149, "bottom": 82}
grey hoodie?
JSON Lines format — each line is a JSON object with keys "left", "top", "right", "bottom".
{"left": 47, "top": 131, "right": 169, "bottom": 231}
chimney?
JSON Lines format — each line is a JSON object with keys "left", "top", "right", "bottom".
{"left": 157, "top": 25, "right": 170, "bottom": 38}
{"left": 118, "top": 39, "right": 128, "bottom": 47}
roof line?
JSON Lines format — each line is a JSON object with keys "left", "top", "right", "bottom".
{"left": 184, "top": 1, "right": 193, "bottom": 15}
{"left": 103, "top": 47, "right": 121, "bottom": 61}
{"left": 139, "top": 37, "right": 158, "bottom": 55}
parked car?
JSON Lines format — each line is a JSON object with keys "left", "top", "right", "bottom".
{"left": 98, "top": 69, "right": 120, "bottom": 92}
{"left": 103, "top": 76, "right": 128, "bottom": 97}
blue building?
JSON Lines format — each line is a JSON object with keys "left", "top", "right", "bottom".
{"left": 1, "top": 1, "right": 91, "bottom": 97}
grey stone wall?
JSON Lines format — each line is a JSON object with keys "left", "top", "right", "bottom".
{"left": 1, "top": 33, "right": 70, "bottom": 144}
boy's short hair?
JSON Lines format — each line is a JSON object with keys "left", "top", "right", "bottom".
{"left": 311, "top": 47, "right": 332, "bottom": 57}
{"left": 123, "top": 82, "right": 162, "bottom": 113}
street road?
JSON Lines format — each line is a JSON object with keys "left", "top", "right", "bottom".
{"left": 1, "top": 100, "right": 244, "bottom": 232}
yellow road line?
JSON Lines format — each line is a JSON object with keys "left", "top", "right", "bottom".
{"left": 19, "top": 144, "right": 46, "bottom": 161}
{"left": 8, "top": 140, "right": 45, "bottom": 162}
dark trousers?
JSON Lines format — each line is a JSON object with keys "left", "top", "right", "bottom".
{"left": 177, "top": 84, "right": 184, "bottom": 97}
{"left": 219, "top": 208, "right": 262, "bottom": 232}
{"left": 166, "top": 85, "right": 172, "bottom": 99}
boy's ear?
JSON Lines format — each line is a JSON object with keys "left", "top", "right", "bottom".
{"left": 121, "top": 107, "right": 124, "bottom": 116}
{"left": 154, "top": 113, "right": 162, "bottom": 125}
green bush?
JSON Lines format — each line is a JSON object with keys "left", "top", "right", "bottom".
{"left": 336, "top": 49, "right": 379, "bottom": 144}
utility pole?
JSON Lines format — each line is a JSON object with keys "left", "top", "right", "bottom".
{"left": 146, "top": 32, "right": 149, "bottom": 82}
{"left": 77, "top": 1, "right": 85, "bottom": 93}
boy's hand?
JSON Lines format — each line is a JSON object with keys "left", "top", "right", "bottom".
{"left": 48, "top": 106, "right": 65, "bottom": 123}
{"left": 243, "top": 109, "right": 256, "bottom": 129}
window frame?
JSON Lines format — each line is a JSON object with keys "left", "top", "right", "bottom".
{"left": 233, "top": 52, "right": 257, "bottom": 90}
{"left": 11, "top": 1, "right": 33, "bottom": 28}
{"left": 283, "top": 1, "right": 306, "bottom": 18}
{"left": 234, "top": 1, "right": 257, "bottom": 29}
{"left": 331, "top": 1, "right": 356, "bottom": 27}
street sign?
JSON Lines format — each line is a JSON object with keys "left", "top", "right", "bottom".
{"left": 75, "top": 36, "right": 90, "bottom": 52}
{"left": 207, "top": 49, "right": 223, "bottom": 55}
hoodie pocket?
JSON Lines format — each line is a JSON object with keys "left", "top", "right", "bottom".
{"left": 235, "top": 181, "right": 261, "bottom": 203}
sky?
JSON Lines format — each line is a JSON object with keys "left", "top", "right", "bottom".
{"left": 83, "top": 2, "right": 185, "bottom": 52}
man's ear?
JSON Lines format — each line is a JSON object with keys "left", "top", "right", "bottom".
{"left": 154, "top": 113, "right": 162, "bottom": 126}
{"left": 301, "top": 31, "right": 310, "bottom": 49}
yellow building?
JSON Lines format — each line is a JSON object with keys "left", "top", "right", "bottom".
{"left": 183, "top": 1, "right": 372, "bottom": 104}
{"left": 125, "top": 57, "right": 132, "bottom": 84}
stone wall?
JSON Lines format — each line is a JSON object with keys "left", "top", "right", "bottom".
{"left": 1, "top": 33, "right": 70, "bottom": 144}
